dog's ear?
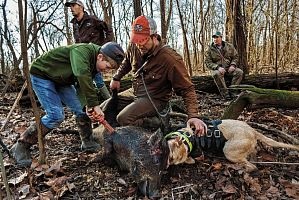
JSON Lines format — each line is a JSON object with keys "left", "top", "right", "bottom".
{"left": 175, "top": 136, "right": 183, "bottom": 146}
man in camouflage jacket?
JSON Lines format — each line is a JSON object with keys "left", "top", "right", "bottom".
{"left": 205, "top": 31, "right": 243, "bottom": 100}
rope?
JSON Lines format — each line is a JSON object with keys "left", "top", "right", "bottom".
{"left": 140, "top": 72, "right": 170, "bottom": 118}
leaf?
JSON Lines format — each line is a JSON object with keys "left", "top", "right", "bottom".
{"left": 212, "top": 162, "right": 222, "bottom": 170}
{"left": 46, "top": 160, "right": 63, "bottom": 173}
{"left": 18, "top": 184, "right": 30, "bottom": 199}
{"left": 279, "top": 178, "right": 299, "bottom": 199}
{"left": 222, "top": 184, "right": 237, "bottom": 194}
{"left": 243, "top": 173, "right": 261, "bottom": 193}
{"left": 125, "top": 187, "right": 137, "bottom": 196}
{"left": 8, "top": 172, "right": 28, "bottom": 185}
{"left": 266, "top": 186, "right": 279, "bottom": 195}
{"left": 117, "top": 177, "right": 127, "bottom": 186}
{"left": 45, "top": 176, "right": 70, "bottom": 193}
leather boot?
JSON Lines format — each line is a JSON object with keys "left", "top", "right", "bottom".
{"left": 76, "top": 115, "right": 101, "bottom": 152}
{"left": 10, "top": 123, "right": 50, "bottom": 167}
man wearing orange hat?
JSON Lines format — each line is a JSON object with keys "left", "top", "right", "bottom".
{"left": 108, "top": 15, "right": 206, "bottom": 136}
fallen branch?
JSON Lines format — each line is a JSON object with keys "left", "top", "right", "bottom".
{"left": 0, "top": 151, "right": 12, "bottom": 199}
{"left": 0, "top": 81, "right": 27, "bottom": 157}
{"left": 0, "top": 81, "right": 27, "bottom": 132}
{"left": 248, "top": 122, "right": 299, "bottom": 145}
{"left": 251, "top": 161, "right": 299, "bottom": 165}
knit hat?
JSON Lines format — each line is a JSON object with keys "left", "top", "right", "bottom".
{"left": 65, "top": 0, "right": 84, "bottom": 8}
{"left": 130, "top": 15, "right": 157, "bottom": 44}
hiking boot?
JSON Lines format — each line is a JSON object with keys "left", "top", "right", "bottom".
{"left": 76, "top": 115, "right": 101, "bottom": 152}
{"left": 10, "top": 123, "right": 51, "bottom": 167}
{"left": 10, "top": 141, "right": 32, "bottom": 167}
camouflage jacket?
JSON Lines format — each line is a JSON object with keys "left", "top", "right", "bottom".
{"left": 71, "top": 12, "right": 113, "bottom": 45}
{"left": 205, "top": 41, "right": 239, "bottom": 70}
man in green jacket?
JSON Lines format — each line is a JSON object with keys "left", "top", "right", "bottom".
{"left": 205, "top": 31, "right": 243, "bottom": 100}
{"left": 11, "top": 42, "right": 125, "bottom": 167}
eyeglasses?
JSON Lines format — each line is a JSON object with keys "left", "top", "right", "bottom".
{"left": 104, "top": 61, "right": 113, "bottom": 69}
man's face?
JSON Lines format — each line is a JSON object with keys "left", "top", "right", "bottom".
{"left": 136, "top": 36, "right": 155, "bottom": 55}
{"left": 213, "top": 36, "right": 222, "bottom": 45}
{"left": 69, "top": 3, "right": 83, "bottom": 17}
{"left": 96, "top": 54, "right": 113, "bottom": 73}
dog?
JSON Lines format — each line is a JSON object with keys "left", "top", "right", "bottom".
{"left": 165, "top": 119, "right": 299, "bottom": 172}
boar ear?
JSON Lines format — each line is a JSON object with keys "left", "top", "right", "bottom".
{"left": 148, "top": 128, "right": 163, "bottom": 146}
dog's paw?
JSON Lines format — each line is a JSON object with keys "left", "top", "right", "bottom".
{"left": 185, "top": 157, "right": 196, "bottom": 164}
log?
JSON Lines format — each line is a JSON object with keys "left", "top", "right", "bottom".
{"left": 191, "top": 73, "right": 299, "bottom": 93}
{"left": 222, "top": 86, "right": 299, "bottom": 119}
{"left": 110, "top": 73, "right": 299, "bottom": 94}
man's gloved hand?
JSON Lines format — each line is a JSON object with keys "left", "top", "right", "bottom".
{"left": 86, "top": 105, "right": 105, "bottom": 122}
{"left": 187, "top": 118, "right": 207, "bottom": 136}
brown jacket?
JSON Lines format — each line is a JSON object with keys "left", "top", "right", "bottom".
{"left": 113, "top": 43, "right": 200, "bottom": 119}
{"left": 71, "top": 12, "right": 114, "bottom": 45}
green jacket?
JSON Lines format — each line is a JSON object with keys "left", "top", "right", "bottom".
{"left": 30, "top": 43, "right": 100, "bottom": 107}
{"left": 205, "top": 41, "right": 239, "bottom": 70}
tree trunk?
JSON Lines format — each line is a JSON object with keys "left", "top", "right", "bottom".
{"left": 222, "top": 86, "right": 299, "bottom": 119}
{"left": 18, "top": 0, "right": 46, "bottom": 165}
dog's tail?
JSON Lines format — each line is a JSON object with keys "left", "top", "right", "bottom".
{"left": 255, "top": 131, "right": 299, "bottom": 151}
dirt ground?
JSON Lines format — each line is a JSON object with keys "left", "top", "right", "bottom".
{"left": 0, "top": 92, "right": 298, "bottom": 200}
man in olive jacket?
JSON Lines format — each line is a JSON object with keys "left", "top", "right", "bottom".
{"left": 205, "top": 31, "right": 243, "bottom": 100}
{"left": 108, "top": 16, "right": 207, "bottom": 136}
{"left": 11, "top": 42, "right": 124, "bottom": 167}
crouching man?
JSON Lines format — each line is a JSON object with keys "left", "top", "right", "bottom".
{"left": 11, "top": 42, "right": 125, "bottom": 167}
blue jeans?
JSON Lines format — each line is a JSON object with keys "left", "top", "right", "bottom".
{"left": 30, "top": 75, "right": 85, "bottom": 129}
{"left": 93, "top": 72, "right": 105, "bottom": 88}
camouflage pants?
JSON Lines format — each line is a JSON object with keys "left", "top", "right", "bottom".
{"left": 211, "top": 68, "right": 243, "bottom": 95}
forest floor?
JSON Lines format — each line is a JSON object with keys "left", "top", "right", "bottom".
{"left": 0, "top": 91, "right": 299, "bottom": 200}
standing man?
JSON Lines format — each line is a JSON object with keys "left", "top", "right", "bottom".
{"left": 106, "top": 15, "right": 206, "bottom": 136}
{"left": 65, "top": 0, "right": 114, "bottom": 100}
{"left": 11, "top": 42, "right": 125, "bottom": 167}
{"left": 205, "top": 31, "right": 243, "bottom": 100}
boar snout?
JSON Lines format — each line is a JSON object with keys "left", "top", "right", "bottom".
{"left": 138, "top": 177, "right": 161, "bottom": 199}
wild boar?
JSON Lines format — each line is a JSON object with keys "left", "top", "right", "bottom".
{"left": 93, "top": 90, "right": 170, "bottom": 198}
{"left": 103, "top": 126, "right": 169, "bottom": 198}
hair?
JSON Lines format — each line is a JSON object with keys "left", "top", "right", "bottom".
{"left": 150, "top": 34, "right": 162, "bottom": 42}
{"left": 100, "top": 52, "right": 118, "bottom": 69}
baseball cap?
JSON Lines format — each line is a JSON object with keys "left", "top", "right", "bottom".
{"left": 212, "top": 31, "right": 222, "bottom": 38}
{"left": 100, "top": 42, "right": 125, "bottom": 69}
{"left": 65, "top": 0, "right": 84, "bottom": 8}
{"left": 130, "top": 15, "right": 157, "bottom": 45}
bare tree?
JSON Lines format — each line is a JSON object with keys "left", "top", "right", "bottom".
{"left": 18, "top": 0, "right": 46, "bottom": 165}
{"left": 175, "top": 0, "right": 192, "bottom": 75}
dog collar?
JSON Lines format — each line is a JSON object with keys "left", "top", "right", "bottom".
{"left": 164, "top": 130, "right": 193, "bottom": 152}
